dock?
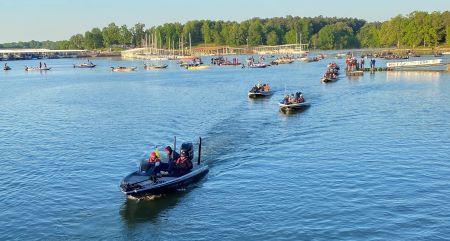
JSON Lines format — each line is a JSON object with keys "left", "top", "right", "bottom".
{"left": 121, "top": 43, "right": 310, "bottom": 59}
{"left": 0, "top": 49, "right": 89, "bottom": 61}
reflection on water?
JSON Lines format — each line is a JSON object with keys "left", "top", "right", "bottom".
{"left": 386, "top": 70, "right": 447, "bottom": 81}
{"left": 120, "top": 192, "right": 185, "bottom": 225}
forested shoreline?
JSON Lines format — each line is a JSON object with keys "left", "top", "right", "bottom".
{"left": 1, "top": 11, "right": 450, "bottom": 50}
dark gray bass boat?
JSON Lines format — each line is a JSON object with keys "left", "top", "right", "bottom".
{"left": 120, "top": 137, "right": 209, "bottom": 198}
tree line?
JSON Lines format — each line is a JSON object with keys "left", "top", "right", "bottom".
{"left": 1, "top": 11, "right": 449, "bottom": 50}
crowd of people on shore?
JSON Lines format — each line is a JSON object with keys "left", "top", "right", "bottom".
{"left": 211, "top": 57, "right": 241, "bottom": 66}
{"left": 345, "top": 57, "right": 376, "bottom": 71}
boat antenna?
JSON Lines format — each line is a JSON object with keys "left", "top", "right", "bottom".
{"left": 197, "top": 137, "right": 202, "bottom": 165}
{"left": 173, "top": 136, "right": 176, "bottom": 160}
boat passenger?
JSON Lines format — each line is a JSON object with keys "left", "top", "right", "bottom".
{"left": 283, "top": 95, "right": 290, "bottom": 104}
{"left": 289, "top": 94, "right": 296, "bottom": 103}
{"left": 143, "top": 151, "right": 161, "bottom": 173}
{"left": 298, "top": 93, "right": 305, "bottom": 103}
{"left": 148, "top": 152, "right": 160, "bottom": 164}
{"left": 162, "top": 146, "right": 179, "bottom": 174}
{"left": 170, "top": 150, "right": 193, "bottom": 177}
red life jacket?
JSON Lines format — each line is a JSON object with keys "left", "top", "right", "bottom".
{"left": 175, "top": 157, "right": 193, "bottom": 170}
{"left": 148, "top": 157, "right": 160, "bottom": 163}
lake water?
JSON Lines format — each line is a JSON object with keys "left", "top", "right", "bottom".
{"left": 1, "top": 55, "right": 450, "bottom": 240}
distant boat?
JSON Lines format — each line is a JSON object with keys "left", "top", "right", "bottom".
{"left": 271, "top": 56, "right": 294, "bottom": 65}
{"left": 74, "top": 62, "right": 96, "bottom": 68}
{"left": 321, "top": 76, "right": 337, "bottom": 83}
{"left": 279, "top": 101, "right": 310, "bottom": 112}
{"left": 248, "top": 63, "right": 270, "bottom": 68}
{"left": 301, "top": 57, "right": 320, "bottom": 63}
{"left": 111, "top": 66, "right": 137, "bottom": 72}
{"left": 3, "top": 65, "right": 11, "bottom": 71}
{"left": 322, "top": 63, "right": 340, "bottom": 83}
{"left": 144, "top": 64, "right": 168, "bottom": 70}
{"left": 248, "top": 90, "right": 273, "bottom": 98}
{"left": 248, "top": 83, "right": 273, "bottom": 98}
{"left": 25, "top": 66, "right": 51, "bottom": 71}
{"left": 185, "top": 65, "right": 210, "bottom": 70}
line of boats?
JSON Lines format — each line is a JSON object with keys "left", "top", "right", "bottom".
{"left": 120, "top": 81, "right": 312, "bottom": 198}
{"left": 2, "top": 53, "right": 331, "bottom": 73}
{"left": 247, "top": 82, "right": 311, "bottom": 113}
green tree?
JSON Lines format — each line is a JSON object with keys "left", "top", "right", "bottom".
{"left": 119, "top": 25, "right": 133, "bottom": 45}
{"left": 131, "top": 23, "right": 146, "bottom": 46}
{"left": 446, "top": 25, "right": 450, "bottom": 45}
{"left": 201, "top": 21, "right": 212, "bottom": 44}
{"left": 248, "top": 19, "right": 264, "bottom": 45}
{"left": 266, "top": 31, "right": 279, "bottom": 45}
{"left": 84, "top": 28, "right": 103, "bottom": 49}
{"left": 102, "top": 23, "right": 120, "bottom": 47}
{"left": 69, "top": 34, "right": 84, "bottom": 49}
{"left": 357, "top": 23, "right": 380, "bottom": 48}
{"left": 315, "top": 22, "right": 356, "bottom": 49}
{"left": 284, "top": 29, "right": 297, "bottom": 44}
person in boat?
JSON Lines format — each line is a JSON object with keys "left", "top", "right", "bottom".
{"left": 39, "top": 62, "right": 42, "bottom": 69}
{"left": 44, "top": 63, "right": 47, "bottom": 68}
{"left": 170, "top": 149, "right": 193, "bottom": 177}
{"left": 163, "top": 145, "right": 180, "bottom": 174}
{"left": 259, "top": 84, "right": 265, "bottom": 92}
{"left": 289, "top": 94, "right": 296, "bottom": 104}
{"left": 165, "top": 146, "right": 180, "bottom": 162}
{"left": 282, "top": 95, "right": 290, "bottom": 104}
{"left": 148, "top": 152, "right": 161, "bottom": 165}
{"left": 263, "top": 84, "right": 270, "bottom": 92}
{"left": 147, "top": 152, "right": 168, "bottom": 181}
{"left": 298, "top": 93, "right": 305, "bottom": 103}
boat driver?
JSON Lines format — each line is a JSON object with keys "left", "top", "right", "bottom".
{"left": 170, "top": 150, "right": 193, "bottom": 177}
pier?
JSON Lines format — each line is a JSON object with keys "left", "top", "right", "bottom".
{"left": 0, "top": 49, "right": 89, "bottom": 60}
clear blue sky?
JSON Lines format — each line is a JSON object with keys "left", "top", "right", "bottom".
{"left": 1, "top": 0, "right": 448, "bottom": 43}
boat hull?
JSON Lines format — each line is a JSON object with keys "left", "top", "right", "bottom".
{"left": 74, "top": 64, "right": 96, "bottom": 68}
{"left": 112, "top": 67, "right": 137, "bottom": 72}
{"left": 144, "top": 64, "right": 168, "bottom": 70}
{"left": 120, "top": 165, "right": 209, "bottom": 198}
{"left": 248, "top": 91, "right": 273, "bottom": 98}
{"left": 321, "top": 77, "right": 337, "bottom": 83}
{"left": 186, "top": 65, "right": 210, "bottom": 70}
{"left": 279, "top": 102, "right": 311, "bottom": 112}
{"left": 25, "top": 67, "right": 51, "bottom": 71}
{"left": 248, "top": 64, "right": 269, "bottom": 68}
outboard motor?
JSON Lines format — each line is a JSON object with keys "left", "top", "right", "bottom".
{"left": 180, "top": 142, "right": 194, "bottom": 161}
